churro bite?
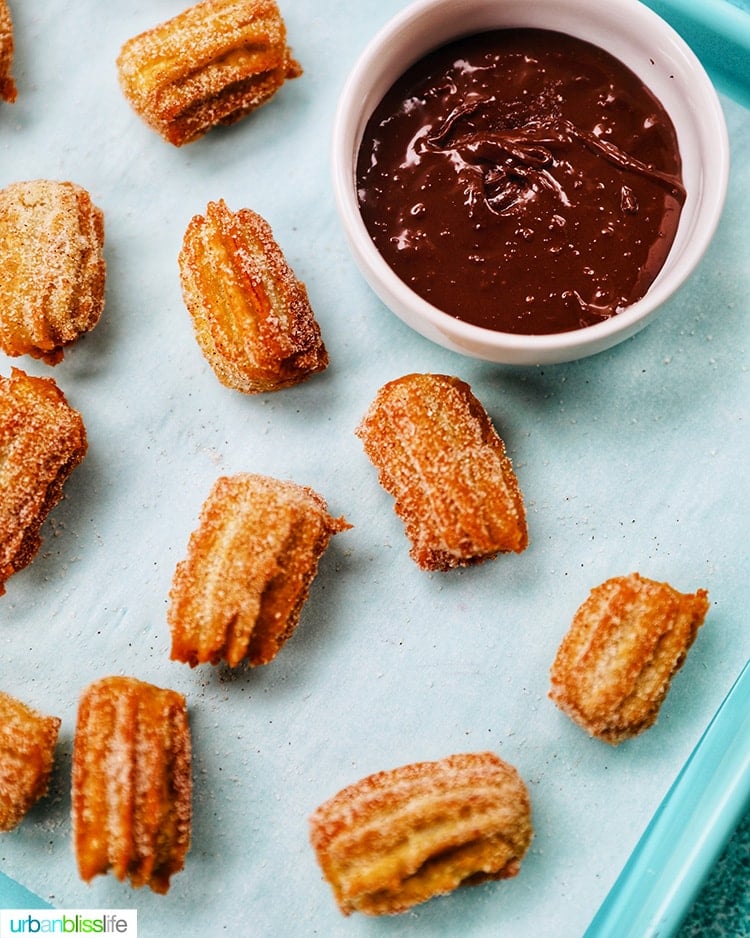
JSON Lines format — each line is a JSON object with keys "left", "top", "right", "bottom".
{"left": 179, "top": 200, "right": 328, "bottom": 393}
{"left": 72, "top": 676, "right": 192, "bottom": 894}
{"left": 356, "top": 373, "right": 528, "bottom": 571}
{"left": 168, "top": 473, "right": 350, "bottom": 668}
{"left": 117, "top": 0, "right": 302, "bottom": 146}
{"left": 549, "top": 573, "right": 710, "bottom": 744}
{"left": 0, "top": 368, "right": 87, "bottom": 597}
{"left": 0, "top": 0, "right": 16, "bottom": 102}
{"left": 0, "top": 691, "right": 60, "bottom": 832}
{"left": 309, "top": 751, "right": 533, "bottom": 916}
{"left": 0, "top": 179, "right": 106, "bottom": 364}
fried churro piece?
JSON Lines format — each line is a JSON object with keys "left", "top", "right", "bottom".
{"left": 0, "top": 180, "right": 106, "bottom": 364}
{"left": 0, "top": 0, "right": 16, "bottom": 103}
{"left": 117, "top": 0, "right": 302, "bottom": 146}
{"left": 169, "top": 473, "right": 350, "bottom": 667}
{"left": 549, "top": 573, "right": 710, "bottom": 744}
{"left": 309, "top": 751, "right": 533, "bottom": 916}
{"left": 356, "top": 373, "right": 528, "bottom": 571}
{"left": 72, "top": 676, "right": 192, "bottom": 894}
{"left": 179, "top": 200, "right": 328, "bottom": 393}
{"left": 0, "top": 368, "right": 87, "bottom": 597}
{"left": 0, "top": 691, "right": 60, "bottom": 831}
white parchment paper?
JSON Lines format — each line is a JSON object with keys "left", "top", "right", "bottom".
{"left": 0, "top": 3, "right": 748, "bottom": 936}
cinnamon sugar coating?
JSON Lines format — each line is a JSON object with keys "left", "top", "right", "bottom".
{"left": 0, "top": 368, "right": 87, "bottom": 597}
{"left": 309, "top": 751, "right": 533, "bottom": 916}
{"left": 179, "top": 200, "right": 328, "bottom": 393}
{"left": 72, "top": 676, "right": 192, "bottom": 894}
{"left": 356, "top": 373, "right": 528, "bottom": 570}
{"left": 0, "top": 180, "right": 106, "bottom": 364}
{"left": 549, "top": 573, "right": 710, "bottom": 744}
{"left": 117, "top": 0, "right": 302, "bottom": 146}
{"left": 0, "top": 691, "right": 60, "bottom": 831}
{"left": 0, "top": 0, "right": 16, "bottom": 102}
{"left": 168, "top": 473, "right": 350, "bottom": 667}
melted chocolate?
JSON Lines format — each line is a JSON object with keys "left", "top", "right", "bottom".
{"left": 357, "top": 29, "right": 685, "bottom": 334}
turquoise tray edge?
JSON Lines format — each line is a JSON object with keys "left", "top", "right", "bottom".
{"left": 584, "top": 660, "right": 750, "bottom": 938}
{"left": 1, "top": 0, "right": 748, "bottom": 920}
{"left": 644, "top": 0, "right": 750, "bottom": 105}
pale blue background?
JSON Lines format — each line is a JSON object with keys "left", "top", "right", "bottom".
{"left": 0, "top": 1, "right": 747, "bottom": 936}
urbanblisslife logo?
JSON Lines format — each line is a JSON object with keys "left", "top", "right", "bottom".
{"left": 0, "top": 911, "right": 137, "bottom": 937}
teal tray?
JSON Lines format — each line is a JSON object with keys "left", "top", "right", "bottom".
{"left": 0, "top": 2, "right": 747, "bottom": 935}
{"left": 586, "top": 4, "right": 750, "bottom": 934}
{"left": 584, "top": 660, "right": 750, "bottom": 937}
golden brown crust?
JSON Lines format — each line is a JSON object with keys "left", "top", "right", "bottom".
{"left": 71, "top": 676, "right": 192, "bottom": 894}
{"left": 0, "top": 180, "right": 106, "bottom": 364}
{"left": 356, "top": 373, "right": 528, "bottom": 571}
{"left": 179, "top": 200, "right": 328, "bottom": 394}
{"left": 168, "top": 473, "right": 350, "bottom": 667}
{"left": 0, "top": 691, "right": 60, "bottom": 831}
{"left": 0, "top": 368, "right": 87, "bottom": 597}
{"left": 309, "top": 751, "right": 533, "bottom": 916}
{"left": 117, "top": 0, "right": 302, "bottom": 146}
{"left": 549, "top": 573, "right": 710, "bottom": 744}
{"left": 179, "top": 200, "right": 328, "bottom": 393}
{"left": 0, "top": 0, "right": 16, "bottom": 103}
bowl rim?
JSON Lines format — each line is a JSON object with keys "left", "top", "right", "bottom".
{"left": 331, "top": 0, "right": 731, "bottom": 364}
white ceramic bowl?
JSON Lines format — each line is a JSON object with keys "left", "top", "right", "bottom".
{"left": 332, "top": 0, "right": 730, "bottom": 365}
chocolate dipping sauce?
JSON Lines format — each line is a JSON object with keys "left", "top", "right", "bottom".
{"left": 356, "top": 29, "right": 686, "bottom": 335}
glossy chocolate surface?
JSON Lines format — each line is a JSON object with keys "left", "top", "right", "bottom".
{"left": 356, "top": 29, "right": 685, "bottom": 335}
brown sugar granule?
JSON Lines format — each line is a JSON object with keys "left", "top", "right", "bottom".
{"left": 309, "top": 751, "right": 533, "bottom": 916}
{"left": 72, "top": 676, "right": 192, "bottom": 894}
{"left": 0, "top": 180, "right": 106, "bottom": 364}
{"left": 179, "top": 200, "right": 328, "bottom": 393}
{"left": 0, "top": 367, "right": 87, "bottom": 596}
{"left": 356, "top": 373, "right": 528, "bottom": 570}
{"left": 549, "top": 572, "right": 710, "bottom": 743}
{"left": 0, "top": 691, "right": 60, "bottom": 831}
{"left": 0, "top": 0, "right": 16, "bottom": 103}
{"left": 117, "top": 0, "right": 302, "bottom": 146}
{"left": 168, "top": 473, "right": 350, "bottom": 667}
